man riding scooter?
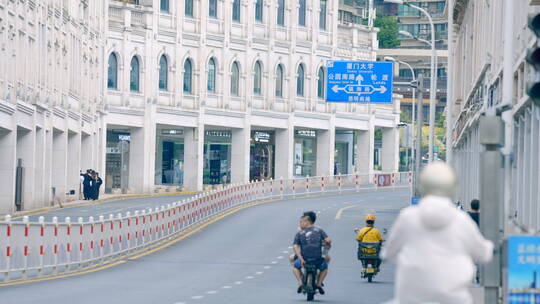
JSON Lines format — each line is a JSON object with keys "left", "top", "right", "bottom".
{"left": 354, "top": 214, "right": 384, "bottom": 278}
{"left": 292, "top": 211, "right": 332, "bottom": 295}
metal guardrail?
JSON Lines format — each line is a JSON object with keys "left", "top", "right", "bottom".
{"left": 0, "top": 172, "right": 412, "bottom": 282}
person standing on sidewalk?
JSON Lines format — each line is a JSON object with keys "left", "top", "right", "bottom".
{"left": 90, "top": 171, "right": 103, "bottom": 200}
{"left": 382, "top": 162, "right": 493, "bottom": 304}
{"left": 468, "top": 199, "right": 480, "bottom": 227}
{"left": 81, "top": 169, "right": 93, "bottom": 200}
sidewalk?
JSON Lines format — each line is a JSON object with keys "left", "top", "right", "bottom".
{"left": 470, "top": 285, "right": 484, "bottom": 303}
{"left": 1, "top": 191, "right": 200, "bottom": 222}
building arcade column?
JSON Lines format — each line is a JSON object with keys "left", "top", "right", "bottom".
{"left": 0, "top": 128, "right": 16, "bottom": 214}
{"left": 381, "top": 127, "right": 399, "bottom": 173}
{"left": 231, "top": 126, "right": 251, "bottom": 183}
{"left": 275, "top": 127, "right": 294, "bottom": 179}
{"left": 316, "top": 128, "right": 335, "bottom": 176}
{"left": 184, "top": 125, "right": 204, "bottom": 191}
{"left": 356, "top": 125, "right": 374, "bottom": 176}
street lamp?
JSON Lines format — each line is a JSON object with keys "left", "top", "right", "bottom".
{"left": 383, "top": 56, "right": 416, "bottom": 172}
{"left": 387, "top": 0, "right": 438, "bottom": 163}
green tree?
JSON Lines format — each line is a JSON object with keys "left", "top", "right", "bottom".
{"left": 375, "top": 15, "right": 400, "bottom": 49}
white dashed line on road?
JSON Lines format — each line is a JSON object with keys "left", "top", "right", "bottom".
{"left": 206, "top": 290, "right": 218, "bottom": 295}
{"left": 245, "top": 276, "right": 254, "bottom": 280}
{"left": 222, "top": 286, "right": 232, "bottom": 289}
{"left": 264, "top": 266, "right": 271, "bottom": 269}
{"left": 256, "top": 271, "right": 263, "bottom": 275}
{"left": 191, "top": 296, "right": 204, "bottom": 300}
{"left": 277, "top": 256, "right": 284, "bottom": 259}
{"left": 271, "top": 261, "right": 277, "bottom": 264}
{"left": 234, "top": 281, "right": 244, "bottom": 285}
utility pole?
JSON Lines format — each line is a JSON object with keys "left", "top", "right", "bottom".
{"left": 479, "top": 114, "right": 504, "bottom": 304}
{"left": 414, "top": 73, "right": 424, "bottom": 196}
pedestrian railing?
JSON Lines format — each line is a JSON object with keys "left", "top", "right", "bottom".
{"left": 0, "top": 172, "right": 412, "bottom": 282}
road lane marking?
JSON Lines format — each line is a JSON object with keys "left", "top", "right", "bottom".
{"left": 234, "top": 281, "right": 243, "bottom": 285}
{"left": 256, "top": 272, "right": 263, "bottom": 275}
{"left": 245, "top": 276, "right": 254, "bottom": 280}
{"left": 271, "top": 261, "right": 277, "bottom": 264}
{"left": 2, "top": 188, "right": 411, "bottom": 287}
{"left": 206, "top": 290, "right": 218, "bottom": 294}
{"left": 222, "top": 286, "right": 232, "bottom": 289}
{"left": 277, "top": 256, "right": 284, "bottom": 259}
{"left": 335, "top": 205, "right": 356, "bottom": 220}
{"left": 191, "top": 296, "right": 204, "bottom": 300}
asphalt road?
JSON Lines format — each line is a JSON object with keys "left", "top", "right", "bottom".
{"left": 14, "top": 194, "right": 195, "bottom": 222}
{"left": 1, "top": 190, "right": 410, "bottom": 304}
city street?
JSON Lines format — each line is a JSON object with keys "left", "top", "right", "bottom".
{"left": 0, "top": 190, "right": 410, "bottom": 304}
{"left": 1, "top": 0, "right": 538, "bottom": 302}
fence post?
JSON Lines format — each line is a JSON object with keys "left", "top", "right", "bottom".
{"left": 4, "top": 215, "right": 11, "bottom": 282}
{"left": 38, "top": 216, "right": 45, "bottom": 277}
{"left": 306, "top": 175, "right": 310, "bottom": 197}
{"left": 65, "top": 216, "right": 72, "bottom": 269}
{"left": 338, "top": 175, "right": 342, "bottom": 194}
{"left": 22, "top": 216, "right": 29, "bottom": 279}
{"left": 78, "top": 217, "right": 84, "bottom": 267}
{"left": 89, "top": 216, "right": 95, "bottom": 260}
{"left": 280, "top": 177, "right": 284, "bottom": 199}
{"left": 52, "top": 216, "right": 59, "bottom": 274}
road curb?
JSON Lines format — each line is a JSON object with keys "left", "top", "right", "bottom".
{"left": 2, "top": 191, "right": 203, "bottom": 221}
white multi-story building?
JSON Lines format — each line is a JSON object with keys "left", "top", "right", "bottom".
{"left": 450, "top": 0, "right": 540, "bottom": 231}
{"left": 0, "top": 0, "right": 106, "bottom": 212}
{"left": 0, "top": 0, "right": 401, "bottom": 214}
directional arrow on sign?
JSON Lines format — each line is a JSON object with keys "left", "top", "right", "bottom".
{"left": 332, "top": 84, "right": 387, "bottom": 95}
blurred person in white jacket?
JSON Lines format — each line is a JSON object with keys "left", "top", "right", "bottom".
{"left": 381, "top": 162, "right": 494, "bottom": 304}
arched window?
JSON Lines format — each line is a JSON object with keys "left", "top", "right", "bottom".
{"left": 207, "top": 58, "right": 217, "bottom": 92}
{"left": 130, "top": 56, "right": 140, "bottom": 92}
{"left": 232, "top": 0, "right": 240, "bottom": 22}
{"left": 296, "top": 64, "right": 305, "bottom": 96}
{"left": 183, "top": 59, "right": 193, "bottom": 93}
{"left": 317, "top": 67, "right": 325, "bottom": 99}
{"left": 231, "top": 62, "right": 240, "bottom": 96}
{"left": 298, "top": 0, "right": 306, "bottom": 26}
{"left": 255, "top": 0, "right": 263, "bottom": 22}
{"left": 185, "top": 0, "right": 193, "bottom": 17}
{"left": 319, "top": 0, "right": 327, "bottom": 30}
{"left": 209, "top": 0, "right": 217, "bottom": 18}
{"left": 277, "top": 0, "right": 285, "bottom": 26}
{"left": 275, "top": 64, "right": 284, "bottom": 97}
{"left": 159, "top": 55, "right": 168, "bottom": 91}
{"left": 107, "top": 53, "right": 118, "bottom": 89}
{"left": 160, "top": 0, "right": 169, "bottom": 13}
{"left": 253, "top": 61, "right": 262, "bottom": 95}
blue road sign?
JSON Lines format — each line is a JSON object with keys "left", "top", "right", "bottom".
{"left": 411, "top": 197, "right": 420, "bottom": 206}
{"left": 326, "top": 61, "right": 393, "bottom": 103}
{"left": 508, "top": 236, "right": 540, "bottom": 304}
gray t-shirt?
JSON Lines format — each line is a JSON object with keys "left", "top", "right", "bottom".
{"left": 293, "top": 226, "right": 328, "bottom": 262}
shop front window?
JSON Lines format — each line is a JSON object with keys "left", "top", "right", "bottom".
{"left": 203, "top": 131, "right": 232, "bottom": 185}
{"left": 250, "top": 131, "right": 275, "bottom": 181}
{"left": 105, "top": 130, "right": 131, "bottom": 193}
{"left": 155, "top": 129, "right": 185, "bottom": 186}
{"left": 294, "top": 130, "right": 317, "bottom": 177}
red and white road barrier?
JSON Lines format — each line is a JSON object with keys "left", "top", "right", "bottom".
{"left": 0, "top": 172, "right": 411, "bottom": 282}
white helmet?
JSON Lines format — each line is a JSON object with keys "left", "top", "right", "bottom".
{"left": 419, "top": 162, "right": 458, "bottom": 200}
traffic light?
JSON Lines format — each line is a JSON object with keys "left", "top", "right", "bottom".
{"left": 527, "top": 13, "right": 540, "bottom": 106}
